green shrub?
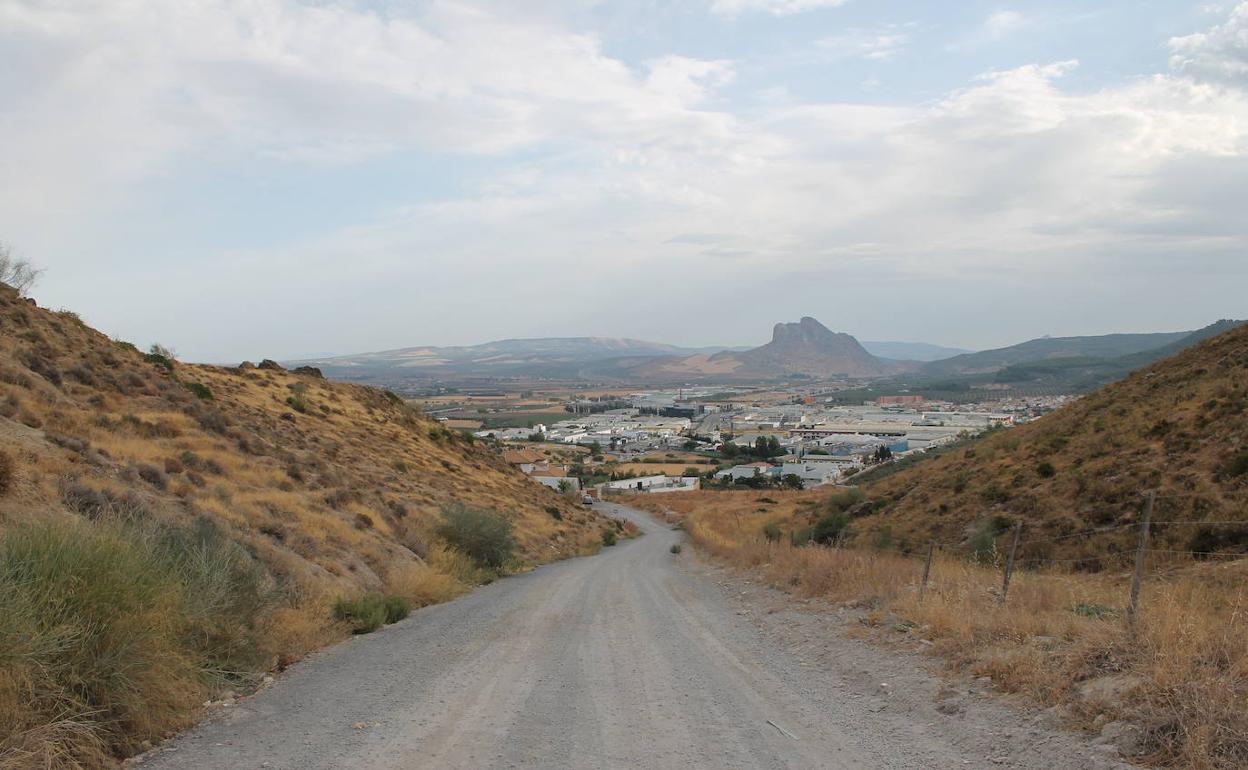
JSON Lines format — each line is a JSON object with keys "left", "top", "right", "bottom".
{"left": 436, "top": 503, "right": 516, "bottom": 569}
{"left": 825, "top": 487, "right": 864, "bottom": 513}
{"left": 333, "top": 595, "right": 386, "bottom": 634}
{"left": 545, "top": 505, "right": 563, "bottom": 521}
{"left": 143, "top": 344, "right": 176, "bottom": 372}
{"left": 0, "top": 516, "right": 272, "bottom": 761}
{"left": 185, "top": 382, "right": 214, "bottom": 400}
{"left": 1036, "top": 461, "right": 1056, "bottom": 478}
{"left": 872, "top": 525, "right": 893, "bottom": 551}
{"left": 383, "top": 595, "right": 411, "bottom": 624}
{"left": 670, "top": 543, "right": 682, "bottom": 554}
{"left": 812, "top": 509, "right": 850, "bottom": 545}
{"left": 968, "top": 519, "right": 999, "bottom": 565}
{"left": 762, "top": 521, "right": 782, "bottom": 542}
{"left": 286, "top": 395, "right": 308, "bottom": 413}
{"left": 602, "top": 529, "right": 618, "bottom": 547}
{"left": 791, "top": 526, "right": 814, "bottom": 547}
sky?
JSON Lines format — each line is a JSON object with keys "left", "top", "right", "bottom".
{"left": 1, "top": 0, "right": 1246, "bottom": 361}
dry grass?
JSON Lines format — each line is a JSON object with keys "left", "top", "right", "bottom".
{"left": 634, "top": 490, "right": 1248, "bottom": 769}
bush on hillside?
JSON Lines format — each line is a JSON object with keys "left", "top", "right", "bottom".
{"left": 0, "top": 449, "right": 12, "bottom": 497}
{"left": 602, "top": 529, "right": 617, "bottom": 547}
{"left": 762, "top": 521, "right": 782, "bottom": 543}
{"left": 185, "top": 382, "right": 213, "bottom": 400}
{"left": 436, "top": 503, "right": 516, "bottom": 569}
{"left": 333, "top": 595, "right": 386, "bottom": 634}
{"left": 825, "top": 487, "right": 865, "bottom": 513}
{"left": 811, "top": 509, "right": 851, "bottom": 546}
{"left": 144, "top": 344, "right": 176, "bottom": 372}
{"left": 332, "top": 594, "right": 411, "bottom": 634}
{"left": 0, "top": 516, "right": 273, "bottom": 763}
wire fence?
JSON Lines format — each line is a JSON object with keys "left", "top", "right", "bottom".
{"left": 869, "top": 490, "right": 1247, "bottom": 625}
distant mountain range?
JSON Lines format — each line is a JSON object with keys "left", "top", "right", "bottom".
{"left": 913, "top": 320, "right": 1245, "bottom": 393}
{"left": 861, "top": 341, "right": 973, "bottom": 361}
{"left": 293, "top": 318, "right": 1245, "bottom": 392}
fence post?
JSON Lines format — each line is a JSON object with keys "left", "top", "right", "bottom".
{"left": 919, "top": 540, "right": 934, "bottom": 602}
{"left": 1127, "top": 490, "right": 1155, "bottom": 627}
{"left": 1000, "top": 521, "right": 1023, "bottom": 605}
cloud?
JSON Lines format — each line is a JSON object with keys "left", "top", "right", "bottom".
{"left": 708, "top": 0, "right": 850, "bottom": 18}
{"left": 817, "top": 26, "right": 910, "bottom": 62}
{"left": 2, "top": 0, "right": 1248, "bottom": 356}
{"left": 983, "top": 9, "right": 1031, "bottom": 39}
{"left": 1169, "top": 2, "right": 1248, "bottom": 85}
{"left": 0, "top": 1, "right": 743, "bottom": 223}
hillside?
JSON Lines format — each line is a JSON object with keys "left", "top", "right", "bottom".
{"left": 0, "top": 285, "right": 610, "bottom": 764}
{"left": 635, "top": 317, "right": 902, "bottom": 380}
{"left": 853, "top": 320, "right": 1248, "bottom": 559}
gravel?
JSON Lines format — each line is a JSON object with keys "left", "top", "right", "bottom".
{"left": 139, "top": 503, "right": 1132, "bottom": 770}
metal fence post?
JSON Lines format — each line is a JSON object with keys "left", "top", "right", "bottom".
{"left": 1000, "top": 521, "right": 1023, "bottom": 605}
{"left": 919, "top": 540, "right": 934, "bottom": 602}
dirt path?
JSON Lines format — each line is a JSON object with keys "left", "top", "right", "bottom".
{"left": 141, "top": 503, "right": 1127, "bottom": 769}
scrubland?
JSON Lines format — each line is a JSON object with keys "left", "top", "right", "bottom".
{"left": 0, "top": 286, "right": 610, "bottom": 767}
{"left": 634, "top": 490, "right": 1247, "bottom": 769}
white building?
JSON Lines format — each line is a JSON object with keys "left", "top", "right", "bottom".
{"left": 598, "top": 475, "right": 700, "bottom": 494}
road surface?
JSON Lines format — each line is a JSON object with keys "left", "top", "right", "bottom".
{"left": 144, "top": 503, "right": 1125, "bottom": 770}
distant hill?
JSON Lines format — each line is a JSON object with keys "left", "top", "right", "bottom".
{"left": 861, "top": 341, "right": 973, "bottom": 362}
{"left": 291, "top": 337, "right": 733, "bottom": 382}
{"left": 919, "top": 330, "right": 1194, "bottom": 378}
{"left": 852, "top": 320, "right": 1248, "bottom": 560}
{"left": 912, "top": 320, "right": 1246, "bottom": 394}
{"left": 633, "top": 317, "right": 903, "bottom": 380}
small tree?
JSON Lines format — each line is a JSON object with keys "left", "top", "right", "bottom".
{"left": 436, "top": 503, "right": 516, "bottom": 569}
{"left": 812, "top": 509, "right": 850, "bottom": 545}
{"left": 781, "top": 473, "right": 804, "bottom": 490}
{"left": 0, "top": 243, "right": 42, "bottom": 296}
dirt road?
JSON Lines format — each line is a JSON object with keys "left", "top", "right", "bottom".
{"left": 144, "top": 503, "right": 1125, "bottom": 769}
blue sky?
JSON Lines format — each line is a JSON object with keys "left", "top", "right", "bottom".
{"left": 1, "top": 0, "right": 1245, "bottom": 361}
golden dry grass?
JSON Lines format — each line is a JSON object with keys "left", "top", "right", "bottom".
{"left": 634, "top": 490, "right": 1248, "bottom": 769}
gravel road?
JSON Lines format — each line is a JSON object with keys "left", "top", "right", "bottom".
{"left": 142, "top": 503, "right": 1127, "bottom": 770}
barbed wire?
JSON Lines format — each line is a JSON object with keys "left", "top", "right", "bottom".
{"left": 1019, "top": 522, "right": 1139, "bottom": 545}
{"left": 1148, "top": 520, "right": 1248, "bottom": 526}
{"left": 1145, "top": 549, "right": 1248, "bottom": 559}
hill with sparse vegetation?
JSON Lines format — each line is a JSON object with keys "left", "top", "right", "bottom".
{"left": 853, "top": 320, "right": 1248, "bottom": 561}
{"left": 0, "top": 282, "right": 610, "bottom": 767}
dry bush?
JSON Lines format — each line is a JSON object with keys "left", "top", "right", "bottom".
{"left": 386, "top": 561, "right": 465, "bottom": 608}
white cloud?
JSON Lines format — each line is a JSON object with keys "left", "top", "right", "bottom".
{"left": 2, "top": 0, "right": 1248, "bottom": 356}
{"left": 0, "top": 0, "right": 744, "bottom": 223}
{"left": 817, "top": 26, "right": 910, "bottom": 61}
{"left": 983, "top": 9, "right": 1031, "bottom": 39}
{"left": 708, "top": 0, "right": 850, "bottom": 18}
{"left": 1170, "top": 1, "right": 1248, "bottom": 85}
